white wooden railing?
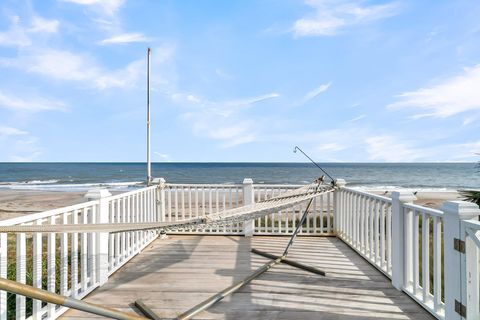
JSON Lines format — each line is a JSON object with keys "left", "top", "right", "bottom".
{"left": 0, "top": 186, "right": 157, "bottom": 320}
{"left": 336, "top": 187, "right": 393, "bottom": 275}
{"left": 164, "top": 180, "right": 334, "bottom": 236}
{"left": 461, "top": 219, "right": 480, "bottom": 320}
{"left": 336, "top": 182, "right": 480, "bottom": 320}
{"left": 1, "top": 178, "right": 479, "bottom": 320}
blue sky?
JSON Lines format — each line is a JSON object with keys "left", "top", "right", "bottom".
{"left": 0, "top": 0, "right": 479, "bottom": 162}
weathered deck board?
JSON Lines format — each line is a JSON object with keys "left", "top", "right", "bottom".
{"left": 61, "top": 236, "right": 434, "bottom": 320}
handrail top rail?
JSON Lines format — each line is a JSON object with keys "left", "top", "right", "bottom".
{"left": 165, "top": 183, "right": 306, "bottom": 188}
{"left": 165, "top": 183, "right": 243, "bottom": 188}
{"left": 403, "top": 202, "right": 444, "bottom": 217}
{"left": 253, "top": 184, "right": 305, "bottom": 188}
{"left": 0, "top": 200, "right": 99, "bottom": 226}
{"left": 107, "top": 185, "right": 157, "bottom": 201}
{"left": 341, "top": 187, "right": 392, "bottom": 203}
{"left": 462, "top": 218, "right": 480, "bottom": 230}
{"left": 0, "top": 186, "right": 158, "bottom": 226}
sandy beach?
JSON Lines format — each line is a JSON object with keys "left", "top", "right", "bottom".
{"left": 0, "top": 190, "right": 87, "bottom": 221}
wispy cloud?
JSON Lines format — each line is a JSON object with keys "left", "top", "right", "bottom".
{"left": 0, "top": 48, "right": 146, "bottom": 90}
{"left": 175, "top": 92, "right": 280, "bottom": 148}
{"left": 60, "top": 0, "right": 125, "bottom": 16}
{"left": 0, "top": 91, "right": 66, "bottom": 112}
{"left": 365, "top": 135, "right": 425, "bottom": 162}
{"left": 99, "top": 32, "right": 152, "bottom": 45}
{"left": 0, "top": 126, "right": 28, "bottom": 138}
{"left": 154, "top": 152, "right": 171, "bottom": 161}
{"left": 293, "top": 0, "right": 401, "bottom": 37}
{"left": 347, "top": 114, "right": 366, "bottom": 122}
{"left": 388, "top": 64, "right": 480, "bottom": 118}
{"left": 302, "top": 82, "right": 331, "bottom": 103}
{"left": 0, "top": 14, "right": 59, "bottom": 48}
{"left": 0, "top": 126, "right": 42, "bottom": 161}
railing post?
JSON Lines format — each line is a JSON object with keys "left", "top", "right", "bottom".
{"left": 85, "top": 189, "right": 112, "bottom": 286}
{"left": 153, "top": 178, "right": 166, "bottom": 222}
{"left": 0, "top": 233, "right": 7, "bottom": 320}
{"left": 442, "top": 201, "right": 480, "bottom": 320}
{"left": 391, "top": 191, "right": 416, "bottom": 291}
{"left": 333, "top": 179, "right": 346, "bottom": 235}
{"left": 243, "top": 178, "right": 255, "bottom": 237}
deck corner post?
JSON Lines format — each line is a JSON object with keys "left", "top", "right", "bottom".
{"left": 333, "top": 179, "right": 346, "bottom": 234}
{"left": 391, "top": 191, "right": 416, "bottom": 291}
{"left": 243, "top": 178, "right": 255, "bottom": 237}
{"left": 153, "top": 177, "right": 166, "bottom": 222}
{"left": 85, "top": 189, "right": 112, "bottom": 286}
{"left": 442, "top": 201, "right": 480, "bottom": 320}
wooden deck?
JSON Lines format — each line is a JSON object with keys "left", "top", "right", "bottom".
{"left": 61, "top": 236, "right": 434, "bottom": 320}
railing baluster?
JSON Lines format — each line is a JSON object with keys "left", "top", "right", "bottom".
{"left": 433, "top": 216, "right": 442, "bottom": 312}
{"left": 71, "top": 211, "right": 79, "bottom": 299}
{"left": 421, "top": 213, "right": 430, "bottom": 303}
{"left": 0, "top": 233, "right": 6, "bottom": 320}
{"left": 16, "top": 232, "right": 26, "bottom": 320}
{"left": 47, "top": 215, "right": 56, "bottom": 318}
{"left": 413, "top": 210, "right": 419, "bottom": 296}
{"left": 32, "top": 219, "right": 43, "bottom": 319}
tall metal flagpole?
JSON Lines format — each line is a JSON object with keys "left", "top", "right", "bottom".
{"left": 146, "top": 47, "right": 152, "bottom": 185}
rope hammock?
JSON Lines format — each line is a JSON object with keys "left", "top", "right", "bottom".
{"left": 0, "top": 183, "right": 334, "bottom": 234}
{"left": 0, "top": 180, "right": 334, "bottom": 320}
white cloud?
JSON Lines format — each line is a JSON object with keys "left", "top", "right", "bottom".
{"left": 347, "top": 114, "right": 366, "bottom": 122}
{"left": 293, "top": 0, "right": 401, "bottom": 37}
{"left": 388, "top": 65, "right": 480, "bottom": 118}
{"left": 0, "top": 91, "right": 66, "bottom": 112}
{"left": 302, "top": 82, "right": 331, "bottom": 103}
{"left": 29, "top": 16, "right": 59, "bottom": 33}
{"left": 154, "top": 152, "right": 171, "bottom": 161}
{"left": 366, "top": 135, "right": 425, "bottom": 162}
{"left": 316, "top": 142, "right": 346, "bottom": 152}
{"left": 60, "top": 0, "right": 125, "bottom": 16}
{"left": 99, "top": 32, "right": 151, "bottom": 45}
{"left": 175, "top": 92, "right": 280, "bottom": 148}
{"left": 0, "top": 126, "right": 28, "bottom": 138}
{"left": 0, "top": 15, "right": 59, "bottom": 48}
{"left": 0, "top": 127, "right": 42, "bottom": 161}
{"left": 0, "top": 48, "right": 146, "bottom": 90}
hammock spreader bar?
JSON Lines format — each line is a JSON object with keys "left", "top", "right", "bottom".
{"left": 0, "top": 278, "right": 147, "bottom": 320}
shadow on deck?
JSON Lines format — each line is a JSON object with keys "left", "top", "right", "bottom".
{"left": 61, "top": 236, "right": 434, "bottom": 320}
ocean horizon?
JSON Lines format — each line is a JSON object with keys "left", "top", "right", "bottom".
{"left": 0, "top": 162, "right": 478, "bottom": 192}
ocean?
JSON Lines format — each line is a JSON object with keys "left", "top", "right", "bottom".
{"left": 0, "top": 162, "right": 478, "bottom": 192}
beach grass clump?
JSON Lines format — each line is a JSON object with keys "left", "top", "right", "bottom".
{"left": 460, "top": 190, "right": 480, "bottom": 206}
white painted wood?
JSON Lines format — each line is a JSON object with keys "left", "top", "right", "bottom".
{"left": 16, "top": 232, "right": 26, "bottom": 320}
{"left": 48, "top": 215, "right": 57, "bottom": 318}
{"left": 442, "top": 201, "right": 480, "bottom": 320}
{"left": 243, "top": 178, "right": 255, "bottom": 237}
{"left": 60, "top": 212, "right": 69, "bottom": 296}
{"left": 32, "top": 219, "right": 43, "bottom": 320}
{"left": 432, "top": 216, "right": 442, "bottom": 314}
{"left": 465, "top": 226, "right": 480, "bottom": 320}
{"left": 0, "top": 233, "right": 7, "bottom": 320}
{"left": 85, "top": 189, "right": 111, "bottom": 285}
{"left": 390, "top": 191, "right": 416, "bottom": 290}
